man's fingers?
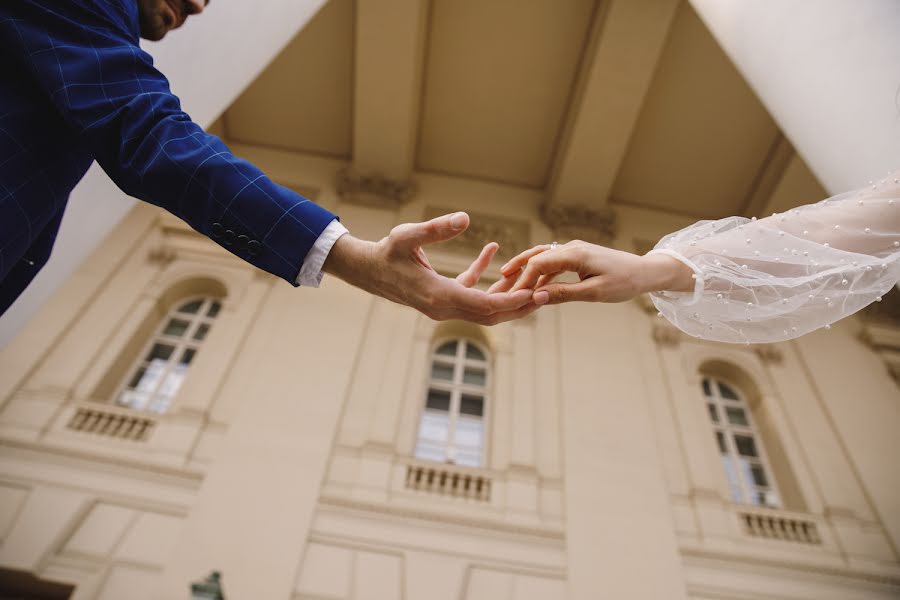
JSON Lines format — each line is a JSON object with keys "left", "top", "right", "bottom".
{"left": 391, "top": 212, "right": 469, "bottom": 250}
{"left": 429, "top": 279, "right": 533, "bottom": 316}
{"left": 471, "top": 301, "right": 542, "bottom": 325}
{"left": 535, "top": 279, "right": 601, "bottom": 304}
{"left": 500, "top": 245, "right": 550, "bottom": 276}
{"left": 456, "top": 243, "right": 499, "bottom": 288}
{"left": 487, "top": 271, "right": 519, "bottom": 293}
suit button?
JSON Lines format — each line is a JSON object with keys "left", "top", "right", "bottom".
{"left": 224, "top": 229, "right": 236, "bottom": 245}
{"left": 237, "top": 235, "right": 249, "bottom": 251}
{"left": 211, "top": 222, "right": 224, "bottom": 239}
{"left": 247, "top": 240, "right": 261, "bottom": 256}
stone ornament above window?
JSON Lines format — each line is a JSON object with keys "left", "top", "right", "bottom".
{"left": 540, "top": 203, "right": 617, "bottom": 245}
{"left": 336, "top": 167, "right": 416, "bottom": 209}
{"left": 423, "top": 206, "right": 530, "bottom": 260}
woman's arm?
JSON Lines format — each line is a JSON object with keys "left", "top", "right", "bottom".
{"left": 499, "top": 169, "right": 900, "bottom": 343}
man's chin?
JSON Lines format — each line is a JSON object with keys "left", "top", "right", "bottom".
{"left": 138, "top": 14, "right": 170, "bottom": 41}
{"left": 139, "top": 27, "right": 168, "bottom": 41}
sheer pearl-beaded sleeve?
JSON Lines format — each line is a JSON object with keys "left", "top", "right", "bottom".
{"left": 648, "top": 169, "right": 900, "bottom": 344}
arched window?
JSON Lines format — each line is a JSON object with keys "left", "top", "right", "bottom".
{"left": 414, "top": 338, "right": 489, "bottom": 467}
{"left": 703, "top": 377, "right": 780, "bottom": 508}
{"left": 116, "top": 297, "right": 221, "bottom": 413}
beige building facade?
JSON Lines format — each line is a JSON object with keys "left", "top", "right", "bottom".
{"left": 1, "top": 1, "right": 899, "bottom": 599}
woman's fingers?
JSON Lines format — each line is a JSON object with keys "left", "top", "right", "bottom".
{"left": 534, "top": 278, "right": 603, "bottom": 304}
{"left": 510, "top": 248, "right": 580, "bottom": 292}
{"left": 534, "top": 272, "right": 560, "bottom": 290}
{"left": 500, "top": 245, "right": 550, "bottom": 277}
{"left": 456, "top": 242, "right": 499, "bottom": 288}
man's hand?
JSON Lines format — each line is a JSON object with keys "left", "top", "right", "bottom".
{"left": 323, "top": 212, "right": 539, "bottom": 325}
{"left": 488, "top": 240, "right": 694, "bottom": 304}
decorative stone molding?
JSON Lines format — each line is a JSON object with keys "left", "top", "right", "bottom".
{"left": 539, "top": 203, "right": 617, "bottom": 245}
{"left": 652, "top": 322, "right": 682, "bottom": 347}
{"left": 423, "top": 206, "right": 530, "bottom": 260}
{"left": 335, "top": 167, "right": 416, "bottom": 209}
{"left": 635, "top": 294, "right": 657, "bottom": 315}
{"left": 753, "top": 345, "right": 783, "bottom": 365}
{"left": 860, "top": 287, "right": 900, "bottom": 327}
{"left": 147, "top": 245, "right": 176, "bottom": 265}
{"left": 858, "top": 288, "right": 900, "bottom": 385}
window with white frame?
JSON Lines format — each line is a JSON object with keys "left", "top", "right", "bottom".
{"left": 414, "top": 338, "right": 489, "bottom": 468}
{"left": 116, "top": 297, "right": 221, "bottom": 414}
{"left": 703, "top": 376, "right": 780, "bottom": 508}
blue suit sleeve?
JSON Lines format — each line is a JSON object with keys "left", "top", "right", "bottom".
{"left": 2, "top": 0, "right": 337, "bottom": 285}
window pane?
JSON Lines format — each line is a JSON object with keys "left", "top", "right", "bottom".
{"left": 158, "top": 364, "right": 188, "bottom": 400}
{"left": 207, "top": 301, "right": 221, "bottom": 318}
{"left": 414, "top": 443, "right": 446, "bottom": 463}
{"left": 431, "top": 363, "right": 454, "bottom": 381}
{"left": 454, "top": 449, "right": 482, "bottom": 468}
{"left": 128, "top": 366, "right": 148, "bottom": 390}
{"left": 719, "top": 382, "right": 739, "bottom": 401}
{"left": 715, "top": 431, "right": 727, "bottom": 454}
{"left": 455, "top": 416, "right": 484, "bottom": 447}
{"left": 147, "top": 395, "right": 174, "bottom": 414}
{"left": 134, "top": 360, "right": 166, "bottom": 392}
{"left": 751, "top": 490, "right": 779, "bottom": 507}
{"left": 702, "top": 378, "right": 712, "bottom": 397}
{"left": 721, "top": 456, "right": 743, "bottom": 504}
{"left": 734, "top": 435, "right": 758, "bottom": 457}
{"left": 707, "top": 403, "right": 719, "bottom": 423}
{"left": 465, "top": 344, "right": 485, "bottom": 361}
{"left": 460, "top": 394, "right": 484, "bottom": 417}
{"left": 725, "top": 406, "right": 749, "bottom": 427}
{"left": 177, "top": 299, "right": 203, "bottom": 314}
{"left": 180, "top": 348, "right": 196, "bottom": 365}
{"left": 193, "top": 323, "right": 211, "bottom": 341}
{"left": 436, "top": 341, "right": 457, "bottom": 356}
{"left": 418, "top": 412, "right": 449, "bottom": 442}
{"left": 162, "top": 318, "right": 190, "bottom": 338}
{"left": 146, "top": 343, "right": 174, "bottom": 362}
{"left": 750, "top": 464, "right": 769, "bottom": 487}
{"left": 425, "top": 389, "right": 451, "bottom": 412}
{"left": 117, "top": 390, "right": 149, "bottom": 411}
{"left": 463, "top": 367, "right": 486, "bottom": 386}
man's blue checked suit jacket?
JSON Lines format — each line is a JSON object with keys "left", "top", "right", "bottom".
{"left": 0, "top": 0, "right": 337, "bottom": 314}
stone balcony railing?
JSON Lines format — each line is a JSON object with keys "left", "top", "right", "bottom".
{"left": 738, "top": 508, "right": 821, "bottom": 545}
{"left": 67, "top": 404, "right": 156, "bottom": 442}
{"left": 403, "top": 459, "right": 492, "bottom": 502}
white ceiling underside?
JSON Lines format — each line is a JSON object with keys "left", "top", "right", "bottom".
{"left": 223, "top": 0, "right": 826, "bottom": 220}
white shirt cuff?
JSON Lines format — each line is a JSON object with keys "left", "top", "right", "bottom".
{"left": 296, "top": 219, "right": 349, "bottom": 287}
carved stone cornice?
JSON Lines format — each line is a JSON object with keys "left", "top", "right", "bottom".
{"left": 860, "top": 287, "right": 900, "bottom": 327}
{"left": 147, "top": 245, "right": 176, "bottom": 265}
{"left": 635, "top": 294, "right": 657, "bottom": 315}
{"left": 423, "top": 206, "right": 530, "bottom": 260}
{"left": 652, "top": 322, "right": 682, "bottom": 347}
{"left": 539, "top": 203, "right": 617, "bottom": 245}
{"left": 335, "top": 167, "right": 416, "bottom": 209}
{"left": 753, "top": 345, "right": 783, "bottom": 365}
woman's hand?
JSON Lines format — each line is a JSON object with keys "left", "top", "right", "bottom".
{"left": 489, "top": 240, "right": 694, "bottom": 305}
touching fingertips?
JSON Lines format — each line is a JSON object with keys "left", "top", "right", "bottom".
{"left": 534, "top": 290, "right": 550, "bottom": 305}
